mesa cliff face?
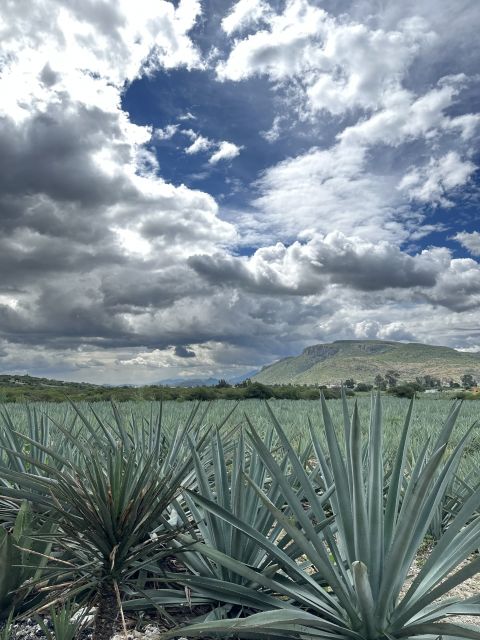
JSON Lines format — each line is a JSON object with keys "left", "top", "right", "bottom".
{"left": 252, "top": 340, "right": 480, "bottom": 385}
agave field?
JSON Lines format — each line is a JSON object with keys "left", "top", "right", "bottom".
{"left": 0, "top": 395, "right": 480, "bottom": 640}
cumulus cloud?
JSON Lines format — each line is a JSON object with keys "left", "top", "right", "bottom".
{"left": 208, "top": 141, "right": 243, "bottom": 164}
{"left": 190, "top": 232, "right": 449, "bottom": 295}
{"left": 398, "top": 152, "right": 476, "bottom": 207}
{"left": 221, "top": 0, "right": 271, "bottom": 36}
{"left": 217, "top": 0, "right": 434, "bottom": 115}
{"left": 185, "top": 132, "right": 214, "bottom": 154}
{"left": 218, "top": 0, "right": 479, "bottom": 248}
{"left": 0, "top": 0, "right": 238, "bottom": 374}
{"left": 261, "top": 115, "right": 283, "bottom": 142}
{"left": 250, "top": 77, "right": 478, "bottom": 243}
{"left": 181, "top": 130, "right": 242, "bottom": 162}
{"left": 454, "top": 231, "right": 480, "bottom": 257}
{"left": 155, "top": 124, "right": 179, "bottom": 140}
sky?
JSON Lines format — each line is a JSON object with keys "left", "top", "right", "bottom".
{"left": 0, "top": 0, "right": 479, "bottom": 385}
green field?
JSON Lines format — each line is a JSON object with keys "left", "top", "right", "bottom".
{"left": 1, "top": 395, "right": 480, "bottom": 639}
{"left": 3, "top": 395, "right": 479, "bottom": 467}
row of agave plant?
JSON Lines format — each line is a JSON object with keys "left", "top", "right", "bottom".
{"left": 0, "top": 395, "right": 480, "bottom": 640}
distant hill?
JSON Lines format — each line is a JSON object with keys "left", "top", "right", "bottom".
{"left": 0, "top": 374, "right": 98, "bottom": 390}
{"left": 252, "top": 340, "right": 480, "bottom": 386}
{"left": 157, "top": 377, "right": 219, "bottom": 388}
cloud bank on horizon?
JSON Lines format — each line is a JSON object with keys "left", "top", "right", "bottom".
{"left": 0, "top": 0, "right": 479, "bottom": 383}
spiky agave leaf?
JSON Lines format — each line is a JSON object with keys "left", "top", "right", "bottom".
{"left": 0, "top": 403, "right": 225, "bottom": 640}
{"left": 170, "top": 395, "right": 480, "bottom": 639}
{"left": 0, "top": 502, "right": 56, "bottom": 619}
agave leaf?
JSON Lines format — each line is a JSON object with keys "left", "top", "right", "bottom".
{"left": 351, "top": 562, "right": 375, "bottom": 638}
{"left": 181, "top": 490, "right": 344, "bottom": 612}
{"left": 405, "top": 595, "right": 480, "bottom": 625}
{"left": 244, "top": 420, "right": 359, "bottom": 623}
{"left": 349, "top": 402, "right": 370, "bottom": 569}
{"left": 375, "top": 444, "right": 447, "bottom": 625}
{"left": 393, "top": 554, "right": 480, "bottom": 630}
{"left": 243, "top": 473, "right": 346, "bottom": 598}
{"left": 320, "top": 394, "right": 356, "bottom": 567}
{"left": 366, "top": 393, "right": 383, "bottom": 599}
{"left": 399, "top": 621, "right": 480, "bottom": 639}
{"left": 392, "top": 425, "right": 477, "bottom": 608}
{"left": 384, "top": 398, "right": 414, "bottom": 550}
{"left": 154, "top": 573, "right": 294, "bottom": 611}
{"left": 161, "top": 607, "right": 365, "bottom": 640}
{"left": 176, "top": 529, "right": 345, "bottom": 623}
{"left": 400, "top": 489, "right": 480, "bottom": 615}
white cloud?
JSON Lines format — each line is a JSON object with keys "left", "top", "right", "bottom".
{"left": 218, "top": 2, "right": 478, "bottom": 248}
{"left": 221, "top": 0, "right": 271, "bottom": 36}
{"left": 0, "top": 0, "right": 239, "bottom": 374}
{"left": 217, "top": 0, "right": 328, "bottom": 83}
{"left": 250, "top": 73, "right": 478, "bottom": 244}
{"left": 217, "top": 0, "right": 435, "bottom": 116}
{"left": 339, "top": 82, "right": 479, "bottom": 149}
{"left": 253, "top": 142, "right": 404, "bottom": 242}
{"left": 178, "top": 111, "right": 196, "bottom": 121}
{"left": 0, "top": 0, "right": 203, "bottom": 111}
{"left": 185, "top": 134, "right": 213, "bottom": 154}
{"left": 458, "top": 346, "right": 480, "bottom": 354}
{"left": 209, "top": 141, "right": 243, "bottom": 164}
{"left": 181, "top": 131, "right": 242, "bottom": 161}
{"left": 155, "top": 124, "right": 179, "bottom": 140}
{"left": 398, "top": 152, "right": 476, "bottom": 207}
{"left": 454, "top": 231, "right": 480, "bottom": 257}
{"left": 261, "top": 115, "right": 283, "bottom": 142}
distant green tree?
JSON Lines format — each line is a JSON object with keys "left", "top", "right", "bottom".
{"left": 374, "top": 374, "right": 387, "bottom": 391}
{"left": 461, "top": 374, "right": 477, "bottom": 389}
{"left": 235, "top": 378, "right": 252, "bottom": 388}
{"left": 423, "top": 374, "right": 441, "bottom": 389}
{"left": 385, "top": 370, "right": 400, "bottom": 388}
{"left": 388, "top": 383, "right": 420, "bottom": 399}
{"left": 343, "top": 378, "right": 355, "bottom": 389}
{"left": 354, "top": 382, "right": 373, "bottom": 392}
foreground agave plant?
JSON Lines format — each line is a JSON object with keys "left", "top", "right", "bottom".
{"left": 153, "top": 428, "right": 333, "bottom": 618}
{"left": 166, "top": 395, "right": 480, "bottom": 639}
{"left": 0, "top": 402, "right": 218, "bottom": 640}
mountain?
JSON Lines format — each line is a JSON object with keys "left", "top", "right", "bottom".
{"left": 228, "top": 369, "right": 261, "bottom": 385}
{"left": 156, "top": 377, "right": 219, "bottom": 387}
{"left": 252, "top": 340, "right": 480, "bottom": 386}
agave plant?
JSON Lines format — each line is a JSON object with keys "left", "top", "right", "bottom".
{"left": 164, "top": 394, "right": 480, "bottom": 639}
{"left": 0, "top": 501, "right": 55, "bottom": 619}
{"left": 36, "top": 600, "right": 89, "bottom": 640}
{"left": 0, "top": 401, "right": 229, "bottom": 640}
{"left": 427, "top": 467, "right": 480, "bottom": 540}
{"left": 139, "top": 427, "right": 333, "bottom": 619}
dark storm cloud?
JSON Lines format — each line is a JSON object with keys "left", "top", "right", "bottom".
{"left": 0, "top": 285, "right": 130, "bottom": 346}
{"left": 311, "top": 239, "right": 439, "bottom": 291}
{"left": 0, "top": 103, "right": 132, "bottom": 210}
{"left": 189, "top": 234, "right": 442, "bottom": 296}
{"left": 100, "top": 266, "right": 206, "bottom": 312}
{"left": 174, "top": 345, "right": 196, "bottom": 358}
{"left": 188, "top": 253, "right": 323, "bottom": 295}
